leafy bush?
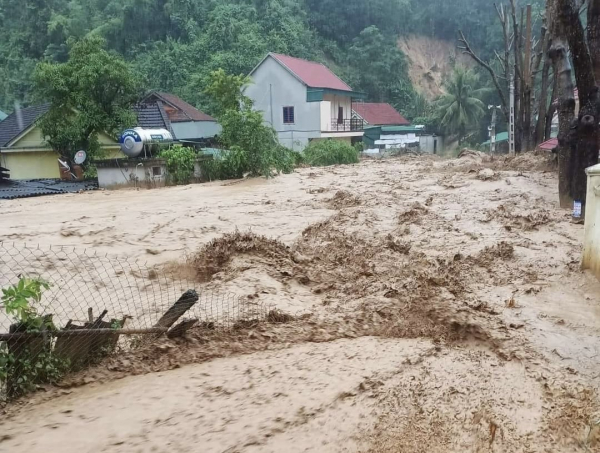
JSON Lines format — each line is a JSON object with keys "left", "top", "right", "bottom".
{"left": 2, "top": 278, "right": 52, "bottom": 330}
{"left": 160, "top": 145, "right": 197, "bottom": 185}
{"left": 200, "top": 144, "right": 295, "bottom": 181}
{"left": 1, "top": 277, "right": 69, "bottom": 398}
{"left": 303, "top": 140, "right": 360, "bottom": 167}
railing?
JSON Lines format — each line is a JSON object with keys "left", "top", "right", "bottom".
{"left": 330, "top": 118, "right": 365, "bottom": 132}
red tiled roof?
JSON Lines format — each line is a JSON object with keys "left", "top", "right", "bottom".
{"left": 538, "top": 137, "right": 558, "bottom": 150}
{"left": 152, "top": 92, "right": 216, "bottom": 122}
{"left": 352, "top": 103, "right": 410, "bottom": 126}
{"left": 270, "top": 53, "right": 352, "bottom": 92}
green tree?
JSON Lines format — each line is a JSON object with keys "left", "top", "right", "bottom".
{"left": 203, "top": 69, "right": 294, "bottom": 178}
{"left": 435, "top": 67, "right": 488, "bottom": 145}
{"left": 203, "top": 69, "right": 251, "bottom": 118}
{"left": 34, "top": 36, "right": 141, "bottom": 166}
{"left": 348, "top": 26, "right": 413, "bottom": 115}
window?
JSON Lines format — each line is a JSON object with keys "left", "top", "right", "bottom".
{"left": 283, "top": 106, "right": 295, "bottom": 124}
{"left": 152, "top": 166, "right": 163, "bottom": 177}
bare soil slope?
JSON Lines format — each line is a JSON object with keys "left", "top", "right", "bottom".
{"left": 398, "top": 35, "right": 473, "bottom": 100}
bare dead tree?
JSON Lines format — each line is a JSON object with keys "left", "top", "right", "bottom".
{"left": 457, "top": 30, "right": 509, "bottom": 121}
{"left": 535, "top": 2, "right": 554, "bottom": 144}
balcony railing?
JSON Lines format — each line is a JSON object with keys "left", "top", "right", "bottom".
{"left": 330, "top": 118, "right": 365, "bottom": 132}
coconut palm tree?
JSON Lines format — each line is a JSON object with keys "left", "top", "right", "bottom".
{"left": 435, "top": 67, "right": 488, "bottom": 145}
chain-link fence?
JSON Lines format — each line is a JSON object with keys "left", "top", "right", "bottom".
{"left": 0, "top": 242, "right": 271, "bottom": 401}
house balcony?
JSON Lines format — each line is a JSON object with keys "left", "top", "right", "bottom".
{"left": 330, "top": 118, "right": 365, "bottom": 132}
{"left": 319, "top": 102, "right": 364, "bottom": 137}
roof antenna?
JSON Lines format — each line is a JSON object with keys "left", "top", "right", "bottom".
{"left": 14, "top": 101, "right": 23, "bottom": 131}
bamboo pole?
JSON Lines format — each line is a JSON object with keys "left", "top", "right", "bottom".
{"left": 0, "top": 327, "right": 168, "bottom": 341}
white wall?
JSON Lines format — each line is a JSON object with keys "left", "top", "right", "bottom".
{"left": 97, "top": 163, "right": 167, "bottom": 189}
{"left": 246, "top": 56, "right": 321, "bottom": 150}
{"left": 322, "top": 93, "right": 352, "bottom": 125}
{"left": 172, "top": 121, "right": 221, "bottom": 140}
{"left": 419, "top": 135, "right": 443, "bottom": 154}
{"left": 320, "top": 101, "right": 331, "bottom": 132}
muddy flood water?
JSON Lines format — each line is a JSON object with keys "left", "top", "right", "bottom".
{"left": 1, "top": 153, "right": 600, "bottom": 452}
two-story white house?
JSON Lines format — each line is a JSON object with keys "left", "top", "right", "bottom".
{"left": 246, "top": 53, "right": 366, "bottom": 150}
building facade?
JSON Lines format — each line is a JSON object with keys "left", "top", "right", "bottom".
{"left": 246, "top": 53, "right": 365, "bottom": 150}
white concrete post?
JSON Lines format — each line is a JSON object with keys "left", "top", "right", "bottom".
{"left": 582, "top": 163, "right": 600, "bottom": 279}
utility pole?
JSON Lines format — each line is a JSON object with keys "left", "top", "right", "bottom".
{"left": 509, "top": 76, "right": 516, "bottom": 156}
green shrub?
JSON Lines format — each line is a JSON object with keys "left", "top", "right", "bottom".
{"left": 160, "top": 145, "right": 197, "bottom": 185}
{"left": 303, "top": 139, "right": 360, "bottom": 167}
{"left": 199, "top": 144, "right": 296, "bottom": 181}
{"left": 1, "top": 277, "right": 70, "bottom": 399}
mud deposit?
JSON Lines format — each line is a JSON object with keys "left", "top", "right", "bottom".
{"left": 2, "top": 153, "right": 600, "bottom": 452}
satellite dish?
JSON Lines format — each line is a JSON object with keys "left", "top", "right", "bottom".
{"left": 74, "top": 150, "right": 87, "bottom": 165}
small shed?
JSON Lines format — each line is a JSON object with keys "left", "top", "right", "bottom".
{"left": 363, "top": 125, "right": 443, "bottom": 154}
{"left": 481, "top": 132, "right": 509, "bottom": 154}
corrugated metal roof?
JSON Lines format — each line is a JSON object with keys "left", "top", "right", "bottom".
{"left": 150, "top": 92, "right": 216, "bottom": 122}
{"left": 353, "top": 103, "right": 410, "bottom": 126}
{"left": 482, "top": 132, "right": 509, "bottom": 146}
{"left": 0, "top": 179, "right": 98, "bottom": 200}
{"left": 538, "top": 137, "right": 558, "bottom": 150}
{"left": 0, "top": 104, "right": 51, "bottom": 147}
{"left": 270, "top": 53, "right": 353, "bottom": 92}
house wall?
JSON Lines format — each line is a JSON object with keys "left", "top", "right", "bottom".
{"left": 0, "top": 151, "right": 61, "bottom": 179}
{"left": 97, "top": 162, "right": 167, "bottom": 189}
{"left": 246, "top": 55, "right": 321, "bottom": 150}
{"left": 11, "top": 126, "right": 118, "bottom": 148}
{"left": 2, "top": 124, "right": 124, "bottom": 179}
{"left": 419, "top": 135, "right": 444, "bottom": 154}
{"left": 172, "top": 121, "right": 221, "bottom": 140}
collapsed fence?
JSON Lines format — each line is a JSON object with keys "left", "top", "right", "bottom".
{"left": 0, "top": 242, "right": 271, "bottom": 401}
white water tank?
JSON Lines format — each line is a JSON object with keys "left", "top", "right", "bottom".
{"left": 119, "top": 128, "right": 174, "bottom": 157}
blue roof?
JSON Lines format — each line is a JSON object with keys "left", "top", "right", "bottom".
{"left": 0, "top": 110, "right": 7, "bottom": 121}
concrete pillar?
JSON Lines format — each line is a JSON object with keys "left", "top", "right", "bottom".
{"left": 582, "top": 163, "right": 600, "bottom": 279}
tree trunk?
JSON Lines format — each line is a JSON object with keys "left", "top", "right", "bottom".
{"left": 511, "top": 0, "right": 523, "bottom": 152}
{"left": 588, "top": 0, "right": 600, "bottom": 81}
{"left": 534, "top": 6, "right": 552, "bottom": 146}
{"left": 545, "top": 72, "right": 558, "bottom": 141}
{"left": 535, "top": 53, "right": 552, "bottom": 145}
{"left": 548, "top": 39, "right": 576, "bottom": 208}
{"left": 522, "top": 4, "right": 533, "bottom": 151}
{"left": 555, "top": 0, "right": 600, "bottom": 210}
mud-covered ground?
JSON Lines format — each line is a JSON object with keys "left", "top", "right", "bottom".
{"left": 1, "top": 153, "right": 600, "bottom": 452}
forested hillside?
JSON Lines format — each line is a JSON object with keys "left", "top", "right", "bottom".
{"left": 0, "top": 0, "right": 536, "bottom": 118}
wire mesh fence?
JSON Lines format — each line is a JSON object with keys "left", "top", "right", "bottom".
{"left": 0, "top": 242, "right": 271, "bottom": 401}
